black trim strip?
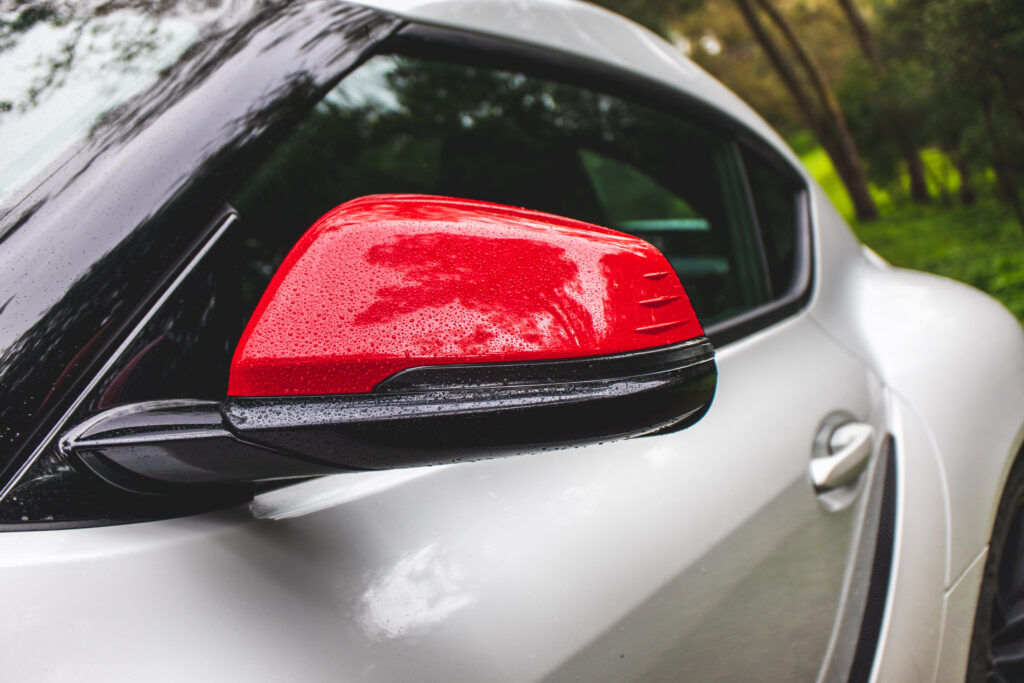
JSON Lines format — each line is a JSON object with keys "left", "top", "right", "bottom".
{"left": 376, "top": 337, "right": 713, "bottom": 391}
{"left": 732, "top": 142, "right": 775, "bottom": 299}
{"left": 703, "top": 189, "right": 812, "bottom": 346}
{"left": 224, "top": 339, "right": 716, "bottom": 470}
{"left": 848, "top": 435, "right": 897, "bottom": 683}
{"left": 63, "top": 340, "right": 716, "bottom": 488}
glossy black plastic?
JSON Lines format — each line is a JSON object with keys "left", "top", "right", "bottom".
{"left": 849, "top": 436, "right": 897, "bottom": 682}
{"left": 63, "top": 400, "right": 336, "bottom": 492}
{"left": 226, "top": 338, "right": 716, "bottom": 470}
{"left": 63, "top": 340, "right": 716, "bottom": 489}
{"left": 0, "top": 4, "right": 797, "bottom": 526}
{"left": 0, "top": 2, "right": 401, "bottom": 510}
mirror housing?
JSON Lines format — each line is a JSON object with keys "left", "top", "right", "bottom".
{"left": 64, "top": 195, "right": 716, "bottom": 490}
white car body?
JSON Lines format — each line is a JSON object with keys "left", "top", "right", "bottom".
{"left": 2, "top": 1, "right": 1023, "bottom": 681}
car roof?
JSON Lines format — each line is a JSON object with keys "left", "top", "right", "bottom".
{"left": 351, "top": 0, "right": 802, "bottom": 172}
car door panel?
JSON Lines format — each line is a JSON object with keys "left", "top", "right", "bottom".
{"left": 0, "top": 313, "right": 884, "bottom": 682}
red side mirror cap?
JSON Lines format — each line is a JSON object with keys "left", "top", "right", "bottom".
{"left": 229, "top": 194, "right": 704, "bottom": 396}
{"left": 63, "top": 195, "right": 715, "bottom": 488}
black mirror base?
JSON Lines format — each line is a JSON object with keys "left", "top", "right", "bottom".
{"left": 63, "top": 339, "right": 716, "bottom": 493}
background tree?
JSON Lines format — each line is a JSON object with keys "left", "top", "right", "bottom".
{"left": 833, "top": 0, "right": 930, "bottom": 203}
{"left": 595, "top": 0, "right": 1024, "bottom": 230}
{"left": 877, "top": 0, "right": 1024, "bottom": 228}
{"left": 743, "top": 0, "right": 877, "bottom": 220}
{"left": 600, "top": 0, "right": 879, "bottom": 220}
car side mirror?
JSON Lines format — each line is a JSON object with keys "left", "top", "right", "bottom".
{"left": 63, "top": 195, "right": 716, "bottom": 492}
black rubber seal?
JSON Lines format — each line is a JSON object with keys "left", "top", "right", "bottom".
{"left": 848, "top": 435, "right": 897, "bottom": 683}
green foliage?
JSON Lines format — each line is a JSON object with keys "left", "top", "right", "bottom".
{"left": 863, "top": 0, "right": 1024, "bottom": 204}
{"left": 796, "top": 138, "right": 1024, "bottom": 324}
{"left": 854, "top": 200, "right": 1024, "bottom": 325}
{"left": 659, "top": 0, "right": 860, "bottom": 136}
{"left": 789, "top": 130, "right": 891, "bottom": 216}
{"left": 597, "top": 0, "right": 1024, "bottom": 221}
{"left": 838, "top": 59, "right": 931, "bottom": 185}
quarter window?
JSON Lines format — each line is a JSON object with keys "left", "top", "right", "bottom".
{"left": 741, "top": 145, "right": 805, "bottom": 298}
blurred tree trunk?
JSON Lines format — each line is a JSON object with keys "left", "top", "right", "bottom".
{"left": 903, "top": 147, "right": 930, "bottom": 203}
{"left": 982, "top": 96, "right": 1024, "bottom": 231}
{"left": 735, "top": 0, "right": 878, "bottom": 220}
{"left": 995, "top": 71, "right": 1024, "bottom": 133}
{"left": 835, "top": 0, "right": 881, "bottom": 72}
{"left": 903, "top": 149, "right": 931, "bottom": 203}
{"left": 835, "top": 0, "right": 930, "bottom": 204}
{"left": 954, "top": 157, "right": 976, "bottom": 206}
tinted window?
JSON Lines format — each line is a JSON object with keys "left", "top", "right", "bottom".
{"left": 0, "top": 1, "right": 396, "bottom": 523}
{"left": 0, "top": 50, "right": 807, "bottom": 524}
{"left": 67, "top": 53, "right": 784, "bottom": 428}
{"left": 231, "top": 55, "right": 770, "bottom": 324}
{"left": 741, "top": 146, "right": 804, "bottom": 297}
{"left": 0, "top": 3, "right": 244, "bottom": 206}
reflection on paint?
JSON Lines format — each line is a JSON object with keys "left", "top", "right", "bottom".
{"left": 358, "top": 543, "right": 472, "bottom": 641}
{"left": 548, "top": 482, "right": 607, "bottom": 524}
{"left": 251, "top": 466, "right": 448, "bottom": 520}
{"left": 643, "top": 439, "right": 679, "bottom": 469}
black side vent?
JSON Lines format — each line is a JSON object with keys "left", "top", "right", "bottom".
{"left": 849, "top": 435, "right": 898, "bottom": 683}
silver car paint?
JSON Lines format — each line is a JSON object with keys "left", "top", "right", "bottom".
{"left": 3, "top": 1, "right": 1023, "bottom": 681}
{"left": 353, "top": 2, "right": 1024, "bottom": 675}
{"left": 1, "top": 313, "right": 884, "bottom": 682}
{"left": 359, "top": 0, "right": 1024, "bottom": 585}
{"left": 937, "top": 549, "right": 988, "bottom": 682}
{"left": 809, "top": 185, "right": 1024, "bottom": 681}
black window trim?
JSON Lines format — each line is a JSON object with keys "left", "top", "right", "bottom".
{"left": 732, "top": 142, "right": 776, "bottom": 300}
{"left": 2, "top": 14, "right": 816, "bottom": 523}
{"left": 0, "top": 209, "right": 240, "bottom": 519}
{"left": 722, "top": 140, "right": 774, "bottom": 311}
{"left": 0, "top": 0, "right": 405, "bottom": 505}
{"left": 382, "top": 22, "right": 815, "bottom": 348}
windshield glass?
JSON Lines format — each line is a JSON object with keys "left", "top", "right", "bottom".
{"left": 0, "top": 1, "right": 244, "bottom": 205}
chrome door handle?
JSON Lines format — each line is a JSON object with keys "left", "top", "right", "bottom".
{"left": 811, "top": 422, "right": 874, "bottom": 490}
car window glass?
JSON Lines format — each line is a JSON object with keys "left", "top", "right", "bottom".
{"left": 231, "top": 54, "right": 769, "bottom": 325}
{"left": 0, "top": 212, "right": 251, "bottom": 524}
{"left": 578, "top": 148, "right": 703, "bottom": 226}
{"left": 70, "top": 54, "right": 790, "bottom": 418}
{"left": 0, "top": 52, "right": 803, "bottom": 524}
{"left": 741, "top": 146, "right": 803, "bottom": 297}
{"left": 0, "top": 3, "right": 244, "bottom": 206}
{"left": 49, "top": 54, "right": 788, "bottom": 420}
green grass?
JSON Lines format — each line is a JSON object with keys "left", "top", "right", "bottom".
{"left": 854, "top": 202, "right": 1024, "bottom": 323}
{"left": 789, "top": 133, "right": 1024, "bottom": 324}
